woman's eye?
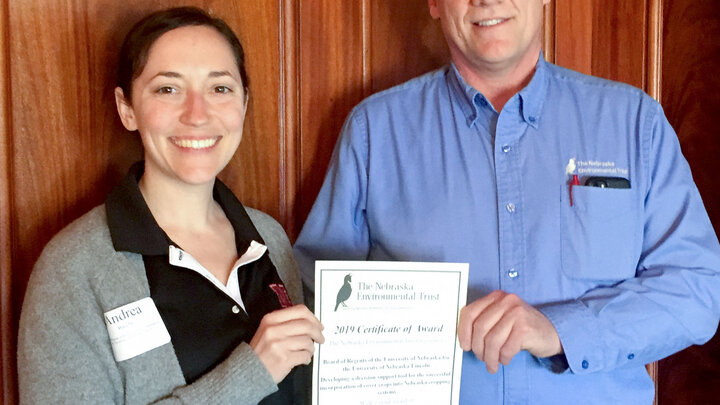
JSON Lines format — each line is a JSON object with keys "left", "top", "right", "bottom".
{"left": 155, "top": 86, "right": 177, "bottom": 95}
{"left": 214, "top": 86, "right": 233, "bottom": 94}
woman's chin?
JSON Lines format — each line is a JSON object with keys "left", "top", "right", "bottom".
{"left": 176, "top": 169, "right": 222, "bottom": 186}
{"left": 159, "top": 164, "right": 223, "bottom": 187}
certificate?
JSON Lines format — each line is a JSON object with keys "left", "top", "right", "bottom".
{"left": 313, "top": 261, "right": 469, "bottom": 405}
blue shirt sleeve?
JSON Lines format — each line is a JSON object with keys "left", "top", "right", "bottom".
{"left": 540, "top": 100, "right": 720, "bottom": 374}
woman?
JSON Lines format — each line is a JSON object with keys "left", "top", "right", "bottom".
{"left": 18, "top": 7, "right": 323, "bottom": 404}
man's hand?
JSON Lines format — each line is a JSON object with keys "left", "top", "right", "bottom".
{"left": 250, "top": 304, "right": 325, "bottom": 383}
{"left": 458, "top": 290, "right": 562, "bottom": 373}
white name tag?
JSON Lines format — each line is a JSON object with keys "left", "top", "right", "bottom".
{"left": 103, "top": 297, "right": 171, "bottom": 362}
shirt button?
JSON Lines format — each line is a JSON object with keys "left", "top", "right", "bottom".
{"left": 502, "top": 145, "right": 511, "bottom": 153}
{"left": 507, "top": 269, "right": 518, "bottom": 278}
{"left": 231, "top": 305, "right": 240, "bottom": 314}
{"left": 627, "top": 353, "right": 635, "bottom": 360}
{"left": 506, "top": 203, "right": 515, "bottom": 213}
{"left": 581, "top": 360, "right": 589, "bottom": 369}
{"left": 528, "top": 116, "right": 537, "bottom": 123}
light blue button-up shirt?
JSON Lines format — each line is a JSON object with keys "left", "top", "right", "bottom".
{"left": 294, "top": 56, "right": 720, "bottom": 404}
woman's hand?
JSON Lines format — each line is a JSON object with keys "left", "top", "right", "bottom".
{"left": 249, "top": 304, "right": 325, "bottom": 383}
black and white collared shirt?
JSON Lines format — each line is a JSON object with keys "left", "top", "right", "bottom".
{"left": 106, "top": 162, "right": 302, "bottom": 403}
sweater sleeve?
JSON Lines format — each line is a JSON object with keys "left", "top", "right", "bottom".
{"left": 19, "top": 256, "right": 122, "bottom": 404}
{"left": 167, "top": 344, "right": 278, "bottom": 405}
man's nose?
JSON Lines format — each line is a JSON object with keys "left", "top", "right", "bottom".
{"left": 180, "top": 91, "right": 209, "bottom": 126}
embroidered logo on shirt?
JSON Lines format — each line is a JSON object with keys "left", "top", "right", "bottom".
{"left": 568, "top": 158, "right": 628, "bottom": 177}
{"left": 269, "top": 283, "right": 293, "bottom": 308}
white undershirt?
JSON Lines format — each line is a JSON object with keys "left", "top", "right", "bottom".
{"left": 167, "top": 240, "right": 268, "bottom": 313}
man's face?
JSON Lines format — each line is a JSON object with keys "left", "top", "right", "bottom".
{"left": 429, "top": 0, "right": 549, "bottom": 74}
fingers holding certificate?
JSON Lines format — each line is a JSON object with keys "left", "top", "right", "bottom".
{"left": 250, "top": 305, "right": 325, "bottom": 383}
{"left": 313, "top": 261, "right": 469, "bottom": 405}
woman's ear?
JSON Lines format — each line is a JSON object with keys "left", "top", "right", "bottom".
{"left": 242, "top": 90, "right": 249, "bottom": 116}
{"left": 114, "top": 87, "right": 138, "bottom": 131}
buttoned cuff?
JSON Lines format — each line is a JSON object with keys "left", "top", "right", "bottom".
{"left": 535, "top": 353, "right": 570, "bottom": 374}
{"left": 539, "top": 300, "right": 604, "bottom": 375}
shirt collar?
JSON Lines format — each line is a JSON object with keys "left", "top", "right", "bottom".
{"left": 447, "top": 52, "right": 548, "bottom": 129}
{"left": 105, "top": 161, "right": 258, "bottom": 256}
{"left": 516, "top": 53, "right": 548, "bottom": 129}
{"left": 447, "top": 63, "right": 489, "bottom": 128}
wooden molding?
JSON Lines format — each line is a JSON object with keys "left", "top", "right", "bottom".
{"left": 646, "top": 0, "right": 663, "bottom": 101}
{"left": 647, "top": 362, "right": 659, "bottom": 405}
{"left": 281, "top": 0, "right": 299, "bottom": 237}
{"left": 644, "top": 3, "right": 662, "bottom": 403}
{"left": 543, "top": 0, "right": 556, "bottom": 63}
{"left": 0, "top": 0, "right": 15, "bottom": 401}
{"left": 361, "top": 0, "right": 371, "bottom": 97}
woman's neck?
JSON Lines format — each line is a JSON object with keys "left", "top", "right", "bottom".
{"left": 139, "top": 166, "right": 239, "bottom": 282}
{"left": 138, "top": 168, "right": 219, "bottom": 233}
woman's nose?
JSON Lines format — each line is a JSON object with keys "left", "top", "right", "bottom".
{"left": 180, "top": 91, "right": 209, "bottom": 126}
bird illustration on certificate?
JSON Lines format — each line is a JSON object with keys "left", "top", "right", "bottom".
{"left": 313, "top": 261, "right": 469, "bottom": 405}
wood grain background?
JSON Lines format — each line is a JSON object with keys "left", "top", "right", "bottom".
{"left": 658, "top": 1, "right": 720, "bottom": 404}
{"left": 1, "top": 1, "right": 717, "bottom": 403}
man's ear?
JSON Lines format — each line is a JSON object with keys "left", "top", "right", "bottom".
{"left": 428, "top": 0, "right": 440, "bottom": 20}
{"left": 114, "top": 87, "right": 137, "bottom": 131}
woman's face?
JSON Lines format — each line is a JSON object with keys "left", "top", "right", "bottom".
{"left": 115, "top": 25, "right": 247, "bottom": 187}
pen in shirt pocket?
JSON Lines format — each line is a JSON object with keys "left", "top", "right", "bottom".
{"left": 569, "top": 174, "right": 580, "bottom": 207}
{"left": 566, "top": 158, "right": 579, "bottom": 207}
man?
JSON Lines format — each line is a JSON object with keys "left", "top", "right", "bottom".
{"left": 294, "top": 0, "right": 720, "bottom": 403}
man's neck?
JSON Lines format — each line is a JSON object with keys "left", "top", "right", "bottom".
{"left": 452, "top": 46, "right": 541, "bottom": 112}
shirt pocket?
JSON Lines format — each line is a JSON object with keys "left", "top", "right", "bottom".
{"left": 560, "top": 184, "right": 639, "bottom": 281}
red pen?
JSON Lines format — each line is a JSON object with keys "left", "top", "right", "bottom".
{"left": 569, "top": 174, "right": 580, "bottom": 206}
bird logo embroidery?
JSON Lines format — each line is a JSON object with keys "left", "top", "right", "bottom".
{"left": 335, "top": 274, "right": 352, "bottom": 311}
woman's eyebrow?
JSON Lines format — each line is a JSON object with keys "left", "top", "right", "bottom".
{"left": 208, "top": 70, "right": 235, "bottom": 79}
{"left": 153, "top": 71, "right": 182, "bottom": 79}
{"left": 149, "top": 71, "right": 236, "bottom": 80}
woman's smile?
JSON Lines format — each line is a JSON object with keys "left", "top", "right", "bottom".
{"left": 170, "top": 136, "right": 222, "bottom": 150}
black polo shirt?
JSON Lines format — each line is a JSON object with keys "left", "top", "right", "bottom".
{"left": 106, "top": 162, "right": 304, "bottom": 404}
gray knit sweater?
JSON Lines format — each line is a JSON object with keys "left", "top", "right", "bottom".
{"left": 18, "top": 205, "right": 304, "bottom": 404}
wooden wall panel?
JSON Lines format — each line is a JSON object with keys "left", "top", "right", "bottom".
{"left": 658, "top": 1, "right": 720, "bottom": 404}
{"left": 295, "top": 1, "right": 366, "bottom": 236}
{"left": 554, "top": 0, "right": 650, "bottom": 91}
{"left": 368, "top": 0, "right": 448, "bottom": 94}
{"left": 554, "top": 0, "right": 593, "bottom": 73}
{"left": 8, "top": 6, "right": 125, "bottom": 403}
